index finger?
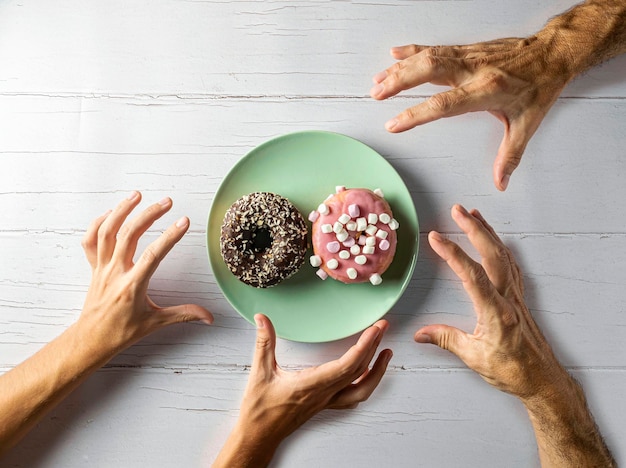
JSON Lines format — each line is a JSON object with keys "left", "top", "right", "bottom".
{"left": 450, "top": 205, "right": 516, "bottom": 296}
{"left": 131, "top": 216, "right": 190, "bottom": 285}
{"left": 428, "top": 230, "right": 502, "bottom": 318}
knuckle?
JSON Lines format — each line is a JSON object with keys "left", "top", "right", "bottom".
{"left": 140, "top": 244, "right": 159, "bottom": 265}
{"left": 426, "top": 92, "right": 455, "bottom": 114}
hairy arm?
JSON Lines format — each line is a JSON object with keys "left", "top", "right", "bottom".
{"left": 371, "top": 0, "right": 626, "bottom": 190}
{"left": 539, "top": 0, "right": 626, "bottom": 77}
{"left": 522, "top": 374, "right": 615, "bottom": 467}
{"left": 415, "top": 205, "right": 615, "bottom": 466}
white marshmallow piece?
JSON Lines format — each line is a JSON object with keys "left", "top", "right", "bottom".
{"left": 339, "top": 250, "right": 350, "bottom": 259}
{"left": 335, "top": 185, "right": 346, "bottom": 193}
{"left": 327, "top": 259, "right": 339, "bottom": 270}
{"left": 355, "top": 255, "right": 367, "bottom": 265}
{"left": 309, "top": 255, "right": 322, "bottom": 267}
{"left": 363, "top": 246, "right": 375, "bottom": 254}
{"left": 348, "top": 204, "right": 360, "bottom": 218}
{"left": 350, "top": 245, "right": 361, "bottom": 255}
{"left": 368, "top": 213, "right": 378, "bottom": 224}
{"left": 316, "top": 269, "right": 328, "bottom": 280}
{"left": 389, "top": 218, "right": 400, "bottom": 230}
{"left": 347, "top": 268, "right": 358, "bottom": 280}
{"left": 379, "top": 239, "right": 390, "bottom": 251}
{"left": 358, "top": 235, "right": 367, "bottom": 246}
{"left": 336, "top": 230, "right": 349, "bottom": 242}
{"left": 321, "top": 223, "right": 333, "bottom": 234}
{"left": 338, "top": 213, "right": 351, "bottom": 225}
{"left": 369, "top": 273, "right": 383, "bottom": 286}
{"left": 326, "top": 241, "right": 340, "bottom": 253}
{"left": 375, "top": 229, "right": 389, "bottom": 240}
{"left": 356, "top": 217, "right": 367, "bottom": 231}
{"left": 333, "top": 222, "right": 344, "bottom": 234}
{"left": 365, "top": 236, "right": 376, "bottom": 246}
{"left": 379, "top": 213, "right": 391, "bottom": 224}
{"left": 374, "top": 188, "right": 384, "bottom": 198}
{"left": 308, "top": 210, "right": 320, "bottom": 223}
{"left": 346, "top": 221, "right": 357, "bottom": 231}
{"left": 318, "top": 203, "right": 329, "bottom": 215}
{"left": 365, "top": 224, "right": 378, "bottom": 236}
{"left": 325, "top": 194, "right": 334, "bottom": 201}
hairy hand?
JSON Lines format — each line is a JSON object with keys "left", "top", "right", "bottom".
{"left": 415, "top": 205, "right": 567, "bottom": 398}
{"left": 79, "top": 191, "right": 213, "bottom": 350}
{"left": 370, "top": 38, "right": 571, "bottom": 190}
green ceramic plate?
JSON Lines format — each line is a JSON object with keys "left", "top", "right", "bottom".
{"left": 207, "top": 131, "right": 419, "bottom": 342}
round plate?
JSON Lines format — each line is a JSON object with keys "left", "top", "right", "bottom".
{"left": 207, "top": 131, "right": 419, "bottom": 342}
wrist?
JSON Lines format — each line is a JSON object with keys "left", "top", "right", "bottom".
{"left": 213, "top": 420, "right": 281, "bottom": 468}
{"left": 535, "top": 0, "right": 626, "bottom": 79}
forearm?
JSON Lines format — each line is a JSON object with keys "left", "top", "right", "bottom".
{"left": 213, "top": 422, "right": 280, "bottom": 468}
{"left": 0, "top": 318, "right": 120, "bottom": 454}
{"left": 536, "top": 0, "right": 626, "bottom": 79}
{"left": 522, "top": 372, "right": 615, "bottom": 467}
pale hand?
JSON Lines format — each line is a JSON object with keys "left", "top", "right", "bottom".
{"left": 214, "top": 314, "right": 392, "bottom": 468}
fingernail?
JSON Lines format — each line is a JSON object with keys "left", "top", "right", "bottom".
{"left": 455, "top": 204, "right": 469, "bottom": 216}
{"left": 158, "top": 197, "right": 171, "bottom": 206}
{"left": 254, "top": 315, "right": 264, "bottom": 328}
{"left": 175, "top": 216, "right": 189, "bottom": 228}
{"left": 430, "top": 231, "right": 444, "bottom": 242}
{"left": 202, "top": 318, "right": 213, "bottom": 326}
{"left": 415, "top": 334, "right": 431, "bottom": 344}
{"left": 372, "top": 71, "right": 387, "bottom": 84}
{"left": 385, "top": 119, "right": 398, "bottom": 131}
{"left": 370, "top": 83, "right": 384, "bottom": 96}
{"left": 500, "top": 173, "right": 510, "bottom": 191}
{"left": 127, "top": 191, "right": 139, "bottom": 201}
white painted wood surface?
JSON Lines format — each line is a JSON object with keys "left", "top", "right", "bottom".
{"left": 1, "top": 0, "right": 625, "bottom": 466}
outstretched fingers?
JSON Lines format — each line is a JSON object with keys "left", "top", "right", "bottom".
{"left": 131, "top": 216, "right": 191, "bottom": 285}
{"left": 96, "top": 191, "right": 143, "bottom": 265}
{"left": 113, "top": 197, "right": 174, "bottom": 267}
{"left": 428, "top": 229, "right": 500, "bottom": 313}
{"left": 450, "top": 205, "right": 517, "bottom": 296}
{"left": 81, "top": 210, "right": 111, "bottom": 269}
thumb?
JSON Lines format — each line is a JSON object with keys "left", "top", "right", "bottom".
{"left": 414, "top": 324, "right": 469, "bottom": 360}
{"left": 160, "top": 303, "right": 214, "bottom": 325}
{"left": 493, "top": 110, "right": 546, "bottom": 191}
{"left": 252, "top": 314, "right": 277, "bottom": 375}
{"left": 493, "top": 130, "right": 527, "bottom": 192}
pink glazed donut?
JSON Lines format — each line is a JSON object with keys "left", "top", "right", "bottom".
{"left": 309, "top": 187, "right": 399, "bottom": 285}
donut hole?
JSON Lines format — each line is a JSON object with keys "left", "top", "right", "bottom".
{"left": 252, "top": 226, "right": 273, "bottom": 252}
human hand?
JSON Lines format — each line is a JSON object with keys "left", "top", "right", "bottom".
{"left": 214, "top": 314, "right": 392, "bottom": 467}
{"left": 415, "top": 205, "right": 568, "bottom": 399}
{"left": 79, "top": 191, "right": 213, "bottom": 351}
{"left": 370, "top": 38, "right": 572, "bottom": 191}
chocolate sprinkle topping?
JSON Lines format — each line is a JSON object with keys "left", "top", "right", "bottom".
{"left": 220, "top": 192, "right": 308, "bottom": 288}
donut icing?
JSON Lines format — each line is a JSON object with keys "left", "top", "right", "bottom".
{"left": 311, "top": 187, "right": 398, "bottom": 284}
{"left": 220, "top": 192, "right": 308, "bottom": 288}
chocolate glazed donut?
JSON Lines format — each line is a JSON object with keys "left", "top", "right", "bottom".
{"left": 220, "top": 192, "right": 308, "bottom": 288}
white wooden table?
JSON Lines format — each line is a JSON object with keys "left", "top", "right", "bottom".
{"left": 1, "top": 1, "right": 625, "bottom": 466}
